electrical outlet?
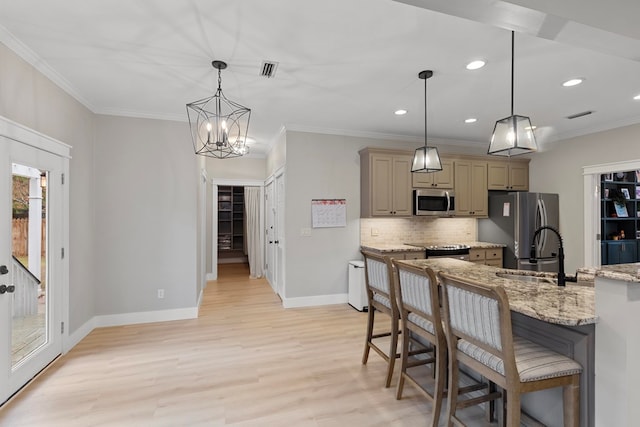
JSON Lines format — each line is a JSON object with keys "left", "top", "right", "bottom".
{"left": 157, "top": 289, "right": 165, "bottom": 299}
{"left": 300, "top": 228, "right": 311, "bottom": 237}
{"left": 371, "top": 228, "right": 380, "bottom": 236}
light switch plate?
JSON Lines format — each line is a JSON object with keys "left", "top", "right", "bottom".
{"left": 301, "top": 228, "right": 312, "bottom": 237}
{"left": 371, "top": 228, "right": 379, "bottom": 236}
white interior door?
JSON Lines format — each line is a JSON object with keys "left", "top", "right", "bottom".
{"left": 264, "top": 180, "right": 276, "bottom": 290}
{"left": 275, "top": 171, "right": 285, "bottom": 298}
{"left": 0, "top": 136, "right": 64, "bottom": 404}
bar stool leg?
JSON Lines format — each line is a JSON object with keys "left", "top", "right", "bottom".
{"left": 563, "top": 375, "right": 580, "bottom": 427}
{"left": 362, "top": 306, "right": 375, "bottom": 365}
{"left": 384, "top": 312, "right": 399, "bottom": 388}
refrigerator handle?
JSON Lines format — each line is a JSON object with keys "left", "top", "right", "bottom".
{"left": 536, "top": 199, "right": 549, "bottom": 255}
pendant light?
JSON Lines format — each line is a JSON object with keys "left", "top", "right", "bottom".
{"left": 186, "top": 60, "right": 252, "bottom": 159}
{"left": 488, "top": 31, "right": 538, "bottom": 156}
{"left": 412, "top": 70, "right": 442, "bottom": 173}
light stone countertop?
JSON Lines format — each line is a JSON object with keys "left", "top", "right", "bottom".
{"left": 360, "top": 244, "right": 426, "bottom": 253}
{"left": 398, "top": 257, "right": 596, "bottom": 327}
{"left": 361, "top": 241, "right": 505, "bottom": 253}
{"left": 593, "top": 262, "right": 640, "bottom": 283}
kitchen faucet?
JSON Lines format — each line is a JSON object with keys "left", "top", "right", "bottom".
{"left": 530, "top": 225, "right": 576, "bottom": 286}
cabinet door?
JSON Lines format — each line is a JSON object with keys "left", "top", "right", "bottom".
{"left": 392, "top": 156, "right": 413, "bottom": 216}
{"left": 487, "top": 162, "right": 509, "bottom": 190}
{"left": 454, "top": 160, "right": 472, "bottom": 215}
{"left": 411, "top": 170, "right": 434, "bottom": 188}
{"left": 509, "top": 163, "right": 529, "bottom": 191}
{"left": 469, "top": 248, "right": 486, "bottom": 262}
{"left": 412, "top": 159, "right": 453, "bottom": 188}
{"left": 470, "top": 162, "right": 488, "bottom": 217}
{"left": 433, "top": 159, "right": 454, "bottom": 188}
{"left": 403, "top": 251, "right": 426, "bottom": 260}
{"left": 370, "top": 154, "right": 394, "bottom": 216}
{"left": 455, "top": 161, "right": 487, "bottom": 216}
{"left": 607, "top": 241, "right": 638, "bottom": 264}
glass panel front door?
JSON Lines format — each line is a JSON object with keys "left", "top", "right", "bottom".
{"left": 1, "top": 136, "right": 63, "bottom": 405}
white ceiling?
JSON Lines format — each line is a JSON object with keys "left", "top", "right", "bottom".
{"left": 1, "top": 0, "right": 640, "bottom": 156}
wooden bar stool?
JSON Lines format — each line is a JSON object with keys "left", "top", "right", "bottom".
{"left": 360, "top": 250, "right": 402, "bottom": 388}
{"left": 392, "top": 262, "right": 445, "bottom": 427}
{"left": 438, "top": 271, "right": 582, "bottom": 427}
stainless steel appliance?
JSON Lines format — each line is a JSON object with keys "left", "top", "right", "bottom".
{"left": 413, "top": 189, "right": 455, "bottom": 216}
{"left": 478, "top": 192, "right": 560, "bottom": 271}
{"left": 405, "top": 243, "right": 470, "bottom": 260}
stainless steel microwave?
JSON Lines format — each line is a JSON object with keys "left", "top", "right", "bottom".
{"left": 413, "top": 189, "right": 455, "bottom": 216}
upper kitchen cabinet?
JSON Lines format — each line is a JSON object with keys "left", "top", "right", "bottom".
{"left": 412, "top": 158, "right": 454, "bottom": 188}
{"left": 487, "top": 160, "right": 529, "bottom": 191}
{"left": 454, "top": 160, "right": 488, "bottom": 217}
{"left": 360, "top": 148, "right": 413, "bottom": 217}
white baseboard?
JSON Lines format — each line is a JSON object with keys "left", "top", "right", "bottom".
{"left": 60, "top": 307, "right": 199, "bottom": 354}
{"left": 282, "top": 293, "right": 348, "bottom": 308}
{"left": 94, "top": 306, "right": 199, "bottom": 328}
{"left": 64, "top": 317, "right": 96, "bottom": 353}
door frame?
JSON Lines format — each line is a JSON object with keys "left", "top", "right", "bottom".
{"left": 210, "top": 178, "right": 264, "bottom": 280}
{"left": 0, "top": 115, "right": 70, "bottom": 402}
{"left": 583, "top": 159, "right": 640, "bottom": 267}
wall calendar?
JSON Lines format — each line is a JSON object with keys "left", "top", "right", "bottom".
{"left": 311, "top": 199, "right": 346, "bottom": 228}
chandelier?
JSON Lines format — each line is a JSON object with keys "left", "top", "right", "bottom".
{"left": 186, "top": 60, "right": 251, "bottom": 158}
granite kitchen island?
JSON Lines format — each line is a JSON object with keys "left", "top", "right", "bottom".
{"left": 592, "top": 263, "right": 640, "bottom": 427}
{"left": 398, "top": 257, "right": 596, "bottom": 427}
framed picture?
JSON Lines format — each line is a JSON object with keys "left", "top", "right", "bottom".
{"left": 614, "top": 202, "right": 629, "bottom": 217}
{"left": 604, "top": 173, "right": 614, "bottom": 181}
{"left": 622, "top": 188, "right": 631, "bottom": 199}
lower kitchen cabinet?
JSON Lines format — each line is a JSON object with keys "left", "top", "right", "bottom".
{"left": 469, "top": 247, "right": 503, "bottom": 267}
{"left": 605, "top": 241, "right": 637, "bottom": 265}
{"left": 401, "top": 251, "right": 426, "bottom": 260}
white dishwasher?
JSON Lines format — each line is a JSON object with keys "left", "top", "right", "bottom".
{"left": 348, "top": 260, "right": 367, "bottom": 312}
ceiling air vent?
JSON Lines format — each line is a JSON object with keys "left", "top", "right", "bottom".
{"left": 260, "top": 61, "right": 279, "bottom": 78}
{"left": 566, "top": 110, "right": 593, "bottom": 119}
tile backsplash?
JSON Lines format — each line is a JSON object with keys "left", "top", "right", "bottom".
{"left": 360, "top": 217, "right": 477, "bottom": 246}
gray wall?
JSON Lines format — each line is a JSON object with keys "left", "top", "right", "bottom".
{"left": 0, "top": 42, "right": 96, "bottom": 333}
{"left": 93, "top": 115, "right": 198, "bottom": 314}
{"left": 281, "top": 131, "right": 486, "bottom": 300}
{"left": 529, "top": 123, "right": 640, "bottom": 272}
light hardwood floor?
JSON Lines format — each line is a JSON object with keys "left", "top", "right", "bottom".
{"left": 0, "top": 263, "right": 490, "bottom": 426}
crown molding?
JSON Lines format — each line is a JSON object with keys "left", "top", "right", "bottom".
{"left": 0, "top": 24, "right": 96, "bottom": 112}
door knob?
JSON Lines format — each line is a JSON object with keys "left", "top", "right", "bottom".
{"left": 0, "top": 265, "right": 8, "bottom": 275}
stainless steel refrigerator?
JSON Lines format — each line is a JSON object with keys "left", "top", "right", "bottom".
{"left": 478, "top": 192, "right": 560, "bottom": 271}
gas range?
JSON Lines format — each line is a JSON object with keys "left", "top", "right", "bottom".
{"left": 405, "top": 243, "right": 471, "bottom": 259}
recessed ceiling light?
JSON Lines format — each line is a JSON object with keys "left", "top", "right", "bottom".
{"left": 466, "top": 60, "right": 486, "bottom": 70}
{"left": 524, "top": 126, "right": 537, "bottom": 130}
{"left": 634, "top": 94, "right": 640, "bottom": 100}
{"left": 464, "top": 118, "right": 477, "bottom": 124}
{"left": 394, "top": 109, "right": 407, "bottom": 115}
{"left": 562, "top": 78, "right": 584, "bottom": 87}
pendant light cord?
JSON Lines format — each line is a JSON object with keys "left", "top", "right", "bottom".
{"left": 424, "top": 72, "right": 428, "bottom": 148}
{"left": 510, "top": 30, "right": 515, "bottom": 116}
